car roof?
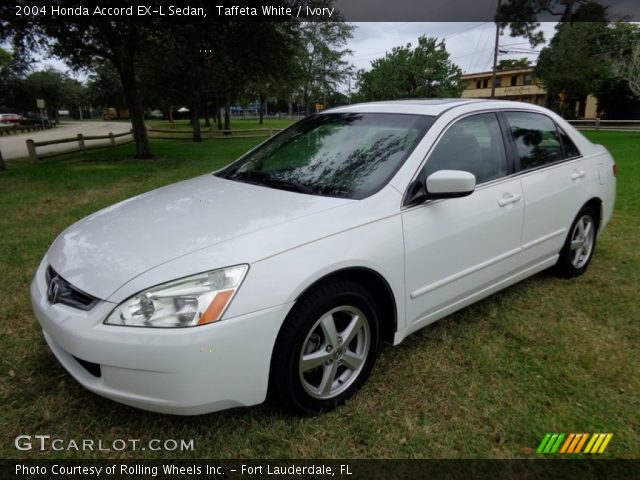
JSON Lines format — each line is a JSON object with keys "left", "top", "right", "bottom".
{"left": 326, "top": 99, "right": 544, "bottom": 116}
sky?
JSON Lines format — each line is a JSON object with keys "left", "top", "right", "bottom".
{"left": 347, "top": 22, "right": 559, "bottom": 74}
{"left": 31, "top": 22, "right": 560, "bottom": 88}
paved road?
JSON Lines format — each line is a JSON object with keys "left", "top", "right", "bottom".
{"left": 0, "top": 121, "right": 133, "bottom": 160}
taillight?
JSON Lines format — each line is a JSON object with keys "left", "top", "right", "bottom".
{"left": 612, "top": 163, "right": 618, "bottom": 177}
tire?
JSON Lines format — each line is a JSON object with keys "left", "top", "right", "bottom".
{"left": 554, "top": 205, "right": 598, "bottom": 278}
{"left": 269, "top": 279, "right": 380, "bottom": 414}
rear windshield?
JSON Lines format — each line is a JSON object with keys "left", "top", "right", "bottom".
{"left": 217, "top": 113, "right": 435, "bottom": 199}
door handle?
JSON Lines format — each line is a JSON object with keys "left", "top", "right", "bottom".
{"left": 571, "top": 170, "right": 586, "bottom": 181}
{"left": 498, "top": 193, "right": 521, "bottom": 207}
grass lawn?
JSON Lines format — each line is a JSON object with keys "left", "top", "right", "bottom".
{"left": 0, "top": 131, "right": 638, "bottom": 459}
{"left": 146, "top": 117, "right": 297, "bottom": 131}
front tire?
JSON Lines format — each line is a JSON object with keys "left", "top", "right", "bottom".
{"left": 269, "top": 279, "right": 380, "bottom": 414}
{"left": 555, "top": 205, "right": 598, "bottom": 278}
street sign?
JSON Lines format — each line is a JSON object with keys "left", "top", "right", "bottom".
{"left": 36, "top": 98, "right": 45, "bottom": 109}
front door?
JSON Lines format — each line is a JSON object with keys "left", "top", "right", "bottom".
{"left": 402, "top": 112, "right": 524, "bottom": 329}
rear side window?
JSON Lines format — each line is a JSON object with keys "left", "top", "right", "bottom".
{"left": 504, "top": 112, "right": 563, "bottom": 171}
{"left": 559, "top": 128, "right": 581, "bottom": 159}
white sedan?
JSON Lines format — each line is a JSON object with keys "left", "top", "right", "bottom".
{"left": 31, "top": 99, "right": 616, "bottom": 415}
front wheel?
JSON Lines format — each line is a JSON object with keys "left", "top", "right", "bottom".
{"left": 269, "top": 279, "right": 380, "bottom": 414}
{"left": 555, "top": 205, "right": 598, "bottom": 278}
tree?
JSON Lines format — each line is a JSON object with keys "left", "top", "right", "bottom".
{"left": 0, "top": 2, "right": 184, "bottom": 158}
{"left": 536, "top": 22, "right": 608, "bottom": 116}
{"left": 613, "top": 44, "right": 640, "bottom": 97}
{"left": 87, "top": 64, "right": 126, "bottom": 113}
{"left": 609, "top": 25, "right": 640, "bottom": 98}
{"left": 536, "top": 21, "right": 639, "bottom": 118}
{"left": 0, "top": 46, "right": 32, "bottom": 112}
{"left": 497, "top": 58, "right": 531, "bottom": 70}
{"left": 357, "top": 36, "right": 463, "bottom": 101}
{"left": 24, "top": 69, "right": 73, "bottom": 119}
{"left": 140, "top": 21, "right": 298, "bottom": 140}
{"left": 498, "top": 0, "right": 609, "bottom": 46}
{"left": 295, "top": 21, "right": 355, "bottom": 115}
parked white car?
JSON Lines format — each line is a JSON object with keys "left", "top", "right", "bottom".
{"left": 31, "top": 100, "right": 616, "bottom": 415}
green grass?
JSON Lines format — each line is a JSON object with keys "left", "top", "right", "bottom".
{"left": 0, "top": 132, "right": 638, "bottom": 459}
{"left": 146, "top": 117, "right": 297, "bottom": 131}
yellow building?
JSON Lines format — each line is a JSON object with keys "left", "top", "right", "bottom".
{"left": 461, "top": 67, "right": 597, "bottom": 119}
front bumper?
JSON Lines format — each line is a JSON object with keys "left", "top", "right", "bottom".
{"left": 30, "top": 259, "right": 292, "bottom": 415}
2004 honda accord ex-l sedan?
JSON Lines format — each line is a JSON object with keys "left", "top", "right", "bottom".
{"left": 31, "top": 99, "right": 616, "bottom": 415}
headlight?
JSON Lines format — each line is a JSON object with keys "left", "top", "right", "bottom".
{"left": 104, "top": 265, "right": 248, "bottom": 328}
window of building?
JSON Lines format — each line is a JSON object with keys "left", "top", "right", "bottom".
{"left": 476, "top": 79, "right": 482, "bottom": 89}
{"left": 524, "top": 74, "right": 533, "bottom": 85}
{"left": 511, "top": 75, "right": 518, "bottom": 86}
{"left": 494, "top": 77, "right": 502, "bottom": 88}
{"left": 504, "top": 112, "right": 563, "bottom": 170}
{"left": 482, "top": 79, "right": 489, "bottom": 89}
{"left": 424, "top": 113, "right": 507, "bottom": 184}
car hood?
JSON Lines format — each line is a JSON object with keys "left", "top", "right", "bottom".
{"left": 47, "top": 174, "right": 351, "bottom": 300}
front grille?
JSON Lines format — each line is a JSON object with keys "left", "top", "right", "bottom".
{"left": 45, "top": 266, "right": 99, "bottom": 311}
{"left": 72, "top": 356, "right": 102, "bottom": 377}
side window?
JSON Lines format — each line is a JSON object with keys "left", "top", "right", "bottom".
{"left": 558, "top": 127, "right": 581, "bottom": 159}
{"left": 424, "top": 113, "right": 507, "bottom": 184}
{"left": 504, "top": 112, "right": 563, "bottom": 171}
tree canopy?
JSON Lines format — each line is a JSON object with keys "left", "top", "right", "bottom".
{"left": 0, "top": 1, "right": 301, "bottom": 156}
{"left": 498, "top": 0, "right": 609, "bottom": 46}
{"left": 295, "top": 21, "right": 355, "bottom": 114}
{"left": 357, "top": 36, "right": 463, "bottom": 101}
{"left": 536, "top": 21, "right": 639, "bottom": 118}
{"left": 497, "top": 58, "right": 532, "bottom": 70}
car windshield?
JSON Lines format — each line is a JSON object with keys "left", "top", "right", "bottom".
{"left": 217, "top": 113, "right": 435, "bottom": 199}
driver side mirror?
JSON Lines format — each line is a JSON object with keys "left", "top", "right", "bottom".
{"left": 404, "top": 170, "right": 476, "bottom": 206}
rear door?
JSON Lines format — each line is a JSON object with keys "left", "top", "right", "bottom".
{"left": 501, "top": 111, "right": 587, "bottom": 265}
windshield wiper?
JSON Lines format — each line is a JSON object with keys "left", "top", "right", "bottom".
{"left": 221, "top": 171, "right": 315, "bottom": 195}
{"left": 260, "top": 178, "right": 315, "bottom": 194}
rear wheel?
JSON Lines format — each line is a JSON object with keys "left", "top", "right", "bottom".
{"left": 555, "top": 205, "right": 598, "bottom": 278}
{"left": 269, "top": 279, "right": 380, "bottom": 414}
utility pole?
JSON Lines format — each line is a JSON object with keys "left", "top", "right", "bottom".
{"left": 490, "top": 0, "right": 502, "bottom": 99}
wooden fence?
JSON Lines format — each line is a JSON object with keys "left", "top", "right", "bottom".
{"left": 568, "top": 119, "right": 640, "bottom": 131}
{"left": 147, "top": 127, "right": 284, "bottom": 139}
{"left": 25, "top": 130, "right": 133, "bottom": 161}
{"left": 0, "top": 121, "right": 57, "bottom": 136}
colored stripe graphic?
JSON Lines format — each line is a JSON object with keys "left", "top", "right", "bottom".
{"left": 550, "top": 434, "right": 565, "bottom": 453}
{"left": 584, "top": 434, "right": 598, "bottom": 453}
{"left": 569, "top": 433, "right": 585, "bottom": 453}
{"left": 537, "top": 433, "right": 612, "bottom": 454}
{"left": 544, "top": 434, "right": 559, "bottom": 453}
{"left": 574, "top": 433, "right": 589, "bottom": 453}
{"left": 597, "top": 434, "right": 613, "bottom": 453}
{"left": 559, "top": 434, "right": 575, "bottom": 453}
{"left": 536, "top": 433, "right": 552, "bottom": 453}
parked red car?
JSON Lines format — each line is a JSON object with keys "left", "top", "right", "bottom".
{"left": 0, "top": 113, "right": 26, "bottom": 123}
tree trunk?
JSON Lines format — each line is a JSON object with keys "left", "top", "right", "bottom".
{"left": 190, "top": 106, "right": 202, "bottom": 142}
{"left": 216, "top": 99, "right": 223, "bottom": 130}
{"left": 119, "top": 57, "right": 154, "bottom": 158}
{"left": 204, "top": 104, "right": 211, "bottom": 127}
{"left": 0, "top": 147, "right": 6, "bottom": 171}
{"left": 303, "top": 89, "right": 310, "bottom": 116}
{"left": 224, "top": 100, "right": 231, "bottom": 131}
{"left": 259, "top": 93, "right": 266, "bottom": 125}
